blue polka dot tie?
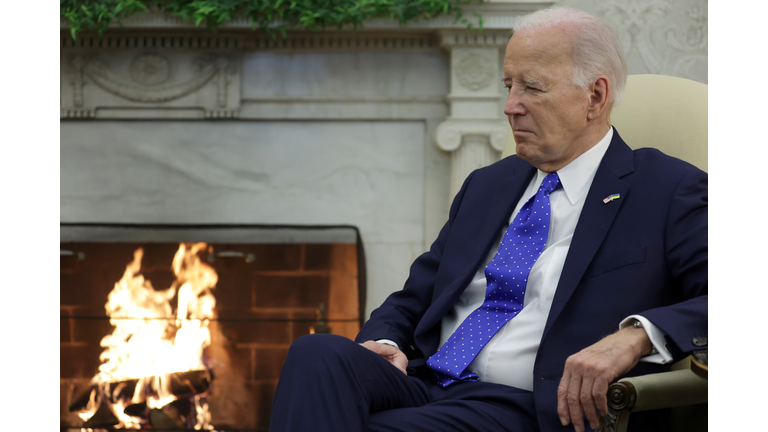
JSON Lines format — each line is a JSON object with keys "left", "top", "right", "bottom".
{"left": 427, "top": 172, "right": 561, "bottom": 387}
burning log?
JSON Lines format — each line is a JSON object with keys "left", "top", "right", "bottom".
{"left": 169, "top": 369, "right": 211, "bottom": 397}
{"left": 68, "top": 380, "right": 139, "bottom": 413}
{"left": 106, "top": 378, "right": 139, "bottom": 404}
{"left": 73, "top": 244, "right": 218, "bottom": 430}
{"left": 149, "top": 407, "right": 185, "bottom": 430}
{"left": 149, "top": 399, "right": 191, "bottom": 430}
{"left": 123, "top": 401, "right": 147, "bottom": 418}
{"left": 124, "top": 396, "right": 198, "bottom": 429}
{"left": 81, "top": 402, "right": 119, "bottom": 429}
{"left": 69, "top": 369, "right": 210, "bottom": 413}
{"left": 68, "top": 386, "right": 96, "bottom": 413}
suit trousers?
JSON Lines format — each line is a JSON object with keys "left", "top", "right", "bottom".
{"left": 270, "top": 334, "right": 538, "bottom": 432}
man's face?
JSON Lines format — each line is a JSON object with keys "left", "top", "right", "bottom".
{"left": 502, "top": 27, "right": 593, "bottom": 172}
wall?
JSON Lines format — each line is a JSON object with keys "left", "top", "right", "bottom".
{"left": 564, "top": 0, "right": 707, "bottom": 83}
{"left": 60, "top": 0, "right": 708, "bottom": 318}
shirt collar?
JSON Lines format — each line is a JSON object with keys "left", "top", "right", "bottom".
{"left": 534, "top": 127, "right": 613, "bottom": 206}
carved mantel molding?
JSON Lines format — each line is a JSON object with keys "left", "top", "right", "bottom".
{"left": 60, "top": 32, "right": 243, "bottom": 119}
{"left": 62, "top": 52, "right": 238, "bottom": 119}
{"left": 60, "top": 2, "right": 552, "bottom": 124}
{"left": 434, "top": 27, "right": 515, "bottom": 199}
{"left": 436, "top": 118, "right": 509, "bottom": 198}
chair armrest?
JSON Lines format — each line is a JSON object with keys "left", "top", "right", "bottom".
{"left": 613, "top": 369, "right": 707, "bottom": 412}
{"left": 597, "top": 365, "right": 707, "bottom": 432}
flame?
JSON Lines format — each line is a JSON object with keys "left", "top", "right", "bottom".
{"left": 80, "top": 243, "right": 217, "bottom": 429}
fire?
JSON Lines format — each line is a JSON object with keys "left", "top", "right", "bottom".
{"left": 78, "top": 243, "right": 217, "bottom": 429}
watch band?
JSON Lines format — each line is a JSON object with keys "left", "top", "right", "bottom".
{"left": 630, "top": 319, "right": 659, "bottom": 355}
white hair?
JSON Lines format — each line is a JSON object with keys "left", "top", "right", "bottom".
{"left": 512, "top": 7, "right": 628, "bottom": 106}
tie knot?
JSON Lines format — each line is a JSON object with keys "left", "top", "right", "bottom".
{"left": 540, "top": 172, "right": 561, "bottom": 193}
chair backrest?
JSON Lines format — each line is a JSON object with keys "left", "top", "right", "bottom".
{"left": 501, "top": 74, "right": 708, "bottom": 172}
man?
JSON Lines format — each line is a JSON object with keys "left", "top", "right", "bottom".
{"left": 270, "top": 7, "right": 707, "bottom": 432}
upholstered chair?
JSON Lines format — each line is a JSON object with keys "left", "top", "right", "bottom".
{"left": 501, "top": 74, "right": 708, "bottom": 432}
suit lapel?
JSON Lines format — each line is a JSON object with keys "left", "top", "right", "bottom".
{"left": 541, "top": 132, "right": 635, "bottom": 342}
{"left": 415, "top": 162, "right": 536, "bottom": 345}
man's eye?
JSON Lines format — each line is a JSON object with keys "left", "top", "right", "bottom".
{"left": 526, "top": 86, "right": 539, "bottom": 91}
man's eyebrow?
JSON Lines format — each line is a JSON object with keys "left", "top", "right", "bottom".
{"left": 499, "top": 75, "right": 547, "bottom": 88}
{"left": 522, "top": 77, "right": 545, "bottom": 87}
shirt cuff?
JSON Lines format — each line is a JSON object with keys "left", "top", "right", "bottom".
{"left": 375, "top": 339, "right": 400, "bottom": 349}
{"left": 619, "top": 315, "right": 674, "bottom": 364}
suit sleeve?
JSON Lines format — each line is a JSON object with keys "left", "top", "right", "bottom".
{"left": 640, "top": 169, "right": 708, "bottom": 358}
{"left": 354, "top": 171, "right": 476, "bottom": 357}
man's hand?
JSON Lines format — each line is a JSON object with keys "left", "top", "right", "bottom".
{"left": 360, "top": 341, "right": 408, "bottom": 375}
{"left": 557, "top": 326, "right": 653, "bottom": 432}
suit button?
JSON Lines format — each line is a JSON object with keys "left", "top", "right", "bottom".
{"left": 692, "top": 337, "right": 707, "bottom": 347}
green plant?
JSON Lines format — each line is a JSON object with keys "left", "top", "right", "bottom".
{"left": 61, "top": 0, "right": 483, "bottom": 39}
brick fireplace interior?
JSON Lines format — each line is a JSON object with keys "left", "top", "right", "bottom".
{"left": 60, "top": 224, "right": 363, "bottom": 431}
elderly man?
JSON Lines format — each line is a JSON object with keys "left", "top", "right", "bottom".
{"left": 270, "top": 7, "right": 707, "bottom": 432}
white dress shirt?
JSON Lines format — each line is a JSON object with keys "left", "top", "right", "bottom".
{"left": 379, "top": 127, "right": 672, "bottom": 389}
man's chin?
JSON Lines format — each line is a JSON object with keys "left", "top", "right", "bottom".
{"left": 514, "top": 146, "right": 548, "bottom": 170}
{"left": 515, "top": 142, "right": 532, "bottom": 160}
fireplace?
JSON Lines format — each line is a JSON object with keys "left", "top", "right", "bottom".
{"left": 60, "top": 223, "right": 364, "bottom": 431}
{"left": 59, "top": 10, "right": 524, "bottom": 430}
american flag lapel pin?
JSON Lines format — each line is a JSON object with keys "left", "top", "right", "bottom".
{"left": 603, "top": 193, "right": 621, "bottom": 204}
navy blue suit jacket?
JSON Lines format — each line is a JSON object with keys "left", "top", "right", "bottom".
{"left": 356, "top": 128, "right": 708, "bottom": 431}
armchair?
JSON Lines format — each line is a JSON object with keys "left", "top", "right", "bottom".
{"left": 502, "top": 74, "right": 708, "bottom": 432}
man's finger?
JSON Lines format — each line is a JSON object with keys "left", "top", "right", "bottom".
{"left": 359, "top": 341, "right": 407, "bottom": 375}
{"left": 567, "top": 373, "right": 585, "bottom": 432}
{"left": 580, "top": 373, "right": 600, "bottom": 430}
{"left": 360, "top": 340, "right": 393, "bottom": 355}
{"left": 592, "top": 375, "right": 610, "bottom": 417}
{"left": 557, "top": 370, "right": 572, "bottom": 426}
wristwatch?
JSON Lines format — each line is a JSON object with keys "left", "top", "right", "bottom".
{"left": 630, "top": 319, "right": 659, "bottom": 355}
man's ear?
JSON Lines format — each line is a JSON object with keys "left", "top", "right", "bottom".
{"left": 587, "top": 75, "right": 610, "bottom": 120}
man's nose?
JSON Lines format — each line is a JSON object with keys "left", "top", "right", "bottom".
{"left": 504, "top": 91, "right": 526, "bottom": 117}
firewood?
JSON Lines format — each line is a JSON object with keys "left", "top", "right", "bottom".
{"left": 68, "top": 385, "right": 96, "bottom": 413}
{"left": 105, "top": 379, "right": 138, "bottom": 403}
{"left": 81, "top": 401, "right": 118, "bottom": 428}
{"left": 69, "top": 370, "right": 210, "bottom": 414}
{"left": 123, "top": 402, "right": 147, "bottom": 418}
{"left": 149, "top": 404, "right": 185, "bottom": 430}
{"left": 169, "top": 370, "right": 210, "bottom": 398}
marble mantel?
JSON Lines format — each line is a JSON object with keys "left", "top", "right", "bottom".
{"left": 60, "top": 1, "right": 552, "bottom": 315}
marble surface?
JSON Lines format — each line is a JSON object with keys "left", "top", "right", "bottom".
{"left": 242, "top": 51, "right": 449, "bottom": 100}
{"left": 61, "top": 120, "right": 427, "bottom": 315}
{"left": 239, "top": 51, "right": 450, "bottom": 120}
